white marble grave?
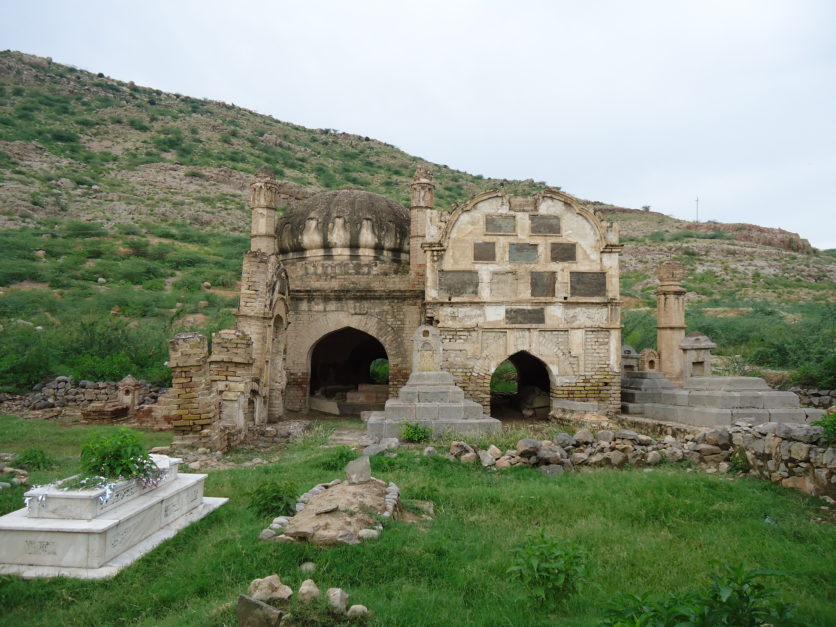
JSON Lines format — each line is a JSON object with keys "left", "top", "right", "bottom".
{"left": 0, "top": 455, "right": 226, "bottom": 579}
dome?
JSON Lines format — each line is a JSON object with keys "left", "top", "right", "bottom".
{"left": 276, "top": 189, "right": 410, "bottom": 258}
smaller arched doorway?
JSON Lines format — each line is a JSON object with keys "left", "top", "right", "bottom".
{"left": 308, "top": 327, "right": 390, "bottom": 415}
{"left": 490, "top": 351, "right": 551, "bottom": 420}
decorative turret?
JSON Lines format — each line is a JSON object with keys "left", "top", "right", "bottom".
{"left": 409, "top": 166, "right": 435, "bottom": 278}
{"left": 656, "top": 259, "right": 687, "bottom": 384}
{"left": 249, "top": 166, "right": 280, "bottom": 254}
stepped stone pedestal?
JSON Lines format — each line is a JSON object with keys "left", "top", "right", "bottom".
{"left": 622, "top": 374, "right": 825, "bottom": 427}
{"left": 0, "top": 455, "right": 226, "bottom": 579}
{"left": 366, "top": 325, "right": 501, "bottom": 437}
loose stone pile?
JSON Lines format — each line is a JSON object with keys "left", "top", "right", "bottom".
{"left": 444, "top": 421, "right": 835, "bottom": 497}
{"left": 237, "top": 571, "right": 369, "bottom": 625}
{"left": 0, "top": 454, "right": 29, "bottom": 491}
{"left": 259, "top": 457, "right": 400, "bottom": 546}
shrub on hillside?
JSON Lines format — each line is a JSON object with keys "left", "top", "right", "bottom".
{"left": 507, "top": 528, "right": 590, "bottom": 604}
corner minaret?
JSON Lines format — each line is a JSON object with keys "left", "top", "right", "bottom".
{"left": 409, "top": 166, "right": 435, "bottom": 278}
{"left": 249, "top": 166, "right": 280, "bottom": 253}
{"left": 656, "top": 260, "right": 687, "bottom": 384}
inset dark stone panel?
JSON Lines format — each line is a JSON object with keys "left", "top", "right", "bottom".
{"left": 550, "top": 242, "right": 576, "bottom": 262}
{"left": 506, "top": 307, "right": 546, "bottom": 324}
{"left": 439, "top": 270, "right": 479, "bottom": 297}
{"left": 570, "top": 271, "right": 607, "bottom": 297}
{"left": 473, "top": 241, "right": 496, "bottom": 262}
{"left": 530, "top": 215, "right": 561, "bottom": 235}
{"left": 485, "top": 215, "right": 516, "bottom": 234}
{"left": 509, "top": 243, "right": 539, "bottom": 263}
{"left": 530, "top": 271, "right": 556, "bottom": 297}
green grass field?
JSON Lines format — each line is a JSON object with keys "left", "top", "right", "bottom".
{"left": 1, "top": 417, "right": 834, "bottom": 626}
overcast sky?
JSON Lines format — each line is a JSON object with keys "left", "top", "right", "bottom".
{"left": 3, "top": 0, "right": 835, "bottom": 248}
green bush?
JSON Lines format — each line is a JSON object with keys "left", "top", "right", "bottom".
{"left": 369, "top": 358, "right": 389, "bottom": 384}
{"left": 812, "top": 413, "right": 836, "bottom": 446}
{"left": 247, "top": 480, "right": 298, "bottom": 519}
{"left": 80, "top": 428, "right": 156, "bottom": 481}
{"left": 603, "top": 563, "right": 806, "bottom": 627}
{"left": 15, "top": 448, "right": 56, "bottom": 471}
{"left": 507, "top": 528, "right": 589, "bottom": 604}
{"left": 399, "top": 420, "right": 432, "bottom": 443}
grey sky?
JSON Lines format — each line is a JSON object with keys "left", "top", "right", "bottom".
{"left": 3, "top": 0, "right": 835, "bottom": 248}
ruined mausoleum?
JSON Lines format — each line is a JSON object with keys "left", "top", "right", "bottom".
{"left": 162, "top": 168, "right": 623, "bottom": 448}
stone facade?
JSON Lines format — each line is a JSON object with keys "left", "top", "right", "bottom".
{"left": 161, "top": 169, "right": 623, "bottom": 448}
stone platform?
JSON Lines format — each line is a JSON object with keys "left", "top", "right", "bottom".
{"left": 0, "top": 456, "right": 227, "bottom": 579}
{"left": 366, "top": 371, "right": 501, "bottom": 437}
{"left": 622, "top": 374, "right": 825, "bottom": 427}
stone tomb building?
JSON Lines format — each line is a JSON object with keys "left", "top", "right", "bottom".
{"left": 163, "top": 168, "right": 622, "bottom": 448}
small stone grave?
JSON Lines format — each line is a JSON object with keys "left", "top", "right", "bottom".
{"left": 260, "top": 456, "right": 400, "bottom": 546}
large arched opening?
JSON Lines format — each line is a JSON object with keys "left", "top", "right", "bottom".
{"left": 308, "top": 327, "right": 389, "bottom": 415}
{"left": 489, "top": 351, "right": 551, "bottom": 420}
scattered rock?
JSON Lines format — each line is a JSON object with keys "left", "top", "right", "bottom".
{"left": 259, "top": 528, "right": 277, "bottom": 541}
{"left": 358, "top": 528, "right": 380, "bottom": 540}
{"left": 363, "top": 437, "right": 399, "bottom": 456}
{"left": 347, "top": 605, "right": 369, "bottom": 618}
{"left": 460, "top": 452, "right": 477, "bottom": 463}
{"left": 597, "top": 430, "right": 615, "bottom": 443}
{"left": 299, "top": 561, "right": 316, "bottom": 574}
{"left": 538, "top": 464, "right": 564, "bottom": 477}
{"left": 236, "top": 594, "right": 283, "bottom": 627}
{"left": 646, "top": 451, "right": 662, "bottom": 465}
{"left": 422, "top": 446, "right": 437, "bottom": 456}
{"left": 297, "top": 579, "right": 320, "bottom": 604}
{"left": 574, "top": 429, "right": 595, "bottom": 444}
{"left": 487, "top": 444, "right": 503, "bottom": 459}
{"left": 477, "top": 449, "right": 496, "bottom": 467}
{"left": 516, "top": 438, "right": 541, "bottom": 457}
{"left": 327, "top": 588, "right": 348, "bottom": 614}
{"left": 248, "top": 574, "right": 293, "bottom": 603}
{"left": 345, "top": 456, "right": 371, "bottom": 484}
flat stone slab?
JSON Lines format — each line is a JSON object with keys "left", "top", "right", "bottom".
{"left": 0, "top": 497, "right": 226, "bottom": 579}
{"left": 366, "top": 413, "right": 501, "bottom": 438}
{"left": 683, "top": 377, "right": 770, "bottom": 391}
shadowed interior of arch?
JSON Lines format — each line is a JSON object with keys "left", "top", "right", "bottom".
{"left": 489, "top": 351, "right": 551, "bottom": 420}
{"left": 308, "top": 327, "right": 389, "bottom": 415}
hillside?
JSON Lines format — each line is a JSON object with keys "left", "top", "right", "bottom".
{"left": 0, "top": 51, "right": 834, "bottom": 392}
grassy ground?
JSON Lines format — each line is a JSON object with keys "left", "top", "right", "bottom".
{"left": 1, "top": 418, "right": 834, "bottom": 626}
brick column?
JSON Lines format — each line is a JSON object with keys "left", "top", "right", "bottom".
{"left": 166, "top": 333, "right": 214, "bottom": 435}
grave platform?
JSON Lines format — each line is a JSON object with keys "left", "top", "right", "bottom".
{"left": 0, "top": 456, "right": 226, "bottom": 579}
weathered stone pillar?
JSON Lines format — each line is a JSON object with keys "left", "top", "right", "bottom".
{"left": 409, "top": 166, "right": 435, "bottom": 279}
{"left": 166, "top": 333, "right": 214, "bottom": 435}
{"left": 249, "top": 166, "right": 279, "bottom": 254}
{"left": 656, "top": 260, "right": 687, "bottom": 384}
{"left": 208, "top": 329, "right": 255, "bottom": 438}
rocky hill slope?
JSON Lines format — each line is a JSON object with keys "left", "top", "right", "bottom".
{"left": 1, "top": 50, "right": 834, "bottom": 306}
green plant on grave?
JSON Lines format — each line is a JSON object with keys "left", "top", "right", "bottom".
{"left": 79, "top": 428, "right": 156, "bottom": 481}
{"left": 399, "top": 420, "right": 432, "bottom": 443}
{"left": 812, "top": 412, "right": 836, "bottom": 446}
{"left": 15, "top": 448, "right": 56, "bottom": 471}
{"left": 247, "top": 479, "right": 298, "bottom": 518}
{"left": 506, "top": 528, "right": 589, "bottom": 604}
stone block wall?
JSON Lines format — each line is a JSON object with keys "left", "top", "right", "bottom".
{"left": 166, "top": 333, "right": 215, "bottom": 436}
{"left": 731, "top": 422, "right": 835, "bottom": 497}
